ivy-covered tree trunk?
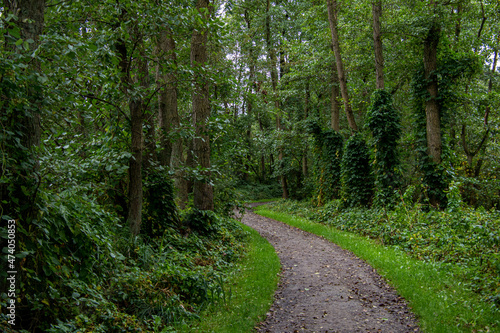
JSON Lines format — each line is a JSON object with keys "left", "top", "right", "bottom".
{"left": 341, "top": 134, "right": 373, "bottom": 207}
{"left": 326, "top": 0, "right": 358, "bottom": 132}
{"left": 191, "top": 0, "right": 214, "bottom": 211}
{"left": 367, "top": 90, "right": 400, "bottom": 207}
{"left": 266, "top": 0, "right": 289, "bottom": 199}
{"left": 1, "top": 0, "right": 45, "bottom": 211}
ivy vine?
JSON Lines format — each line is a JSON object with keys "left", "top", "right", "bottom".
{"left": 366, "top": 89, "right": 401, "bottom": 207}
{"left": 341, "top": 133, "right": 374, "bottom": 207}
{"left": 306, "top": 120, "right": 343, "bottom": 206}
{"left": 411, "top": 46, "right": 481, "bottom": 208}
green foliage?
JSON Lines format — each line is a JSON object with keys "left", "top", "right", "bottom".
{"left": 0, "top": 40, "right": 43, "bottom": 223}
{"left": 0, "top": 186, "right": 247, "bottom": 332}
{"left": 366, "top": 89, "right": 401, "bottom": 207}
{"left": 143, "top": 172, "right": 180, "bottom": 239}
{"left": 341, "top": 134, "right": 373, "bottom": 207}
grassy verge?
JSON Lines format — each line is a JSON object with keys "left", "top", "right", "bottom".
{"left": 244, "top": 198, "right": 281, "bottom": 204}
{"left": 254, "top": 206, "right": 499, "bottom": 333}
{"left": 181, "top": 221, "right": 280, "bottom": 333}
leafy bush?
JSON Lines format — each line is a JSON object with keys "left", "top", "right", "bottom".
{"left": 0, "top": 184, "right": 247, "bottom": 332}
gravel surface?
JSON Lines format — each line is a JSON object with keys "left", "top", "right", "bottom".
{"left": 241, "top": 206, "right": 420, "bottom": 333}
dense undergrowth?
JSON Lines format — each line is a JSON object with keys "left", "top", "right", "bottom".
{"left": 1, "top": 183, "right": 248, "bottom": 333}
{"left": 267, "top": 191, "right": 500, "bottom": 316}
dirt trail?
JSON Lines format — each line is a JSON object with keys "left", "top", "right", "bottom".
{"left": 241, "top": 206, "right": 420, "bottom": 333}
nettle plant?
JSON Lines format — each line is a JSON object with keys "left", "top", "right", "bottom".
{"left": 366, "top": 89, "right": 401, "bottom": 207}
{"left": 341, "top": 133, "right": 374, "bottom": 207}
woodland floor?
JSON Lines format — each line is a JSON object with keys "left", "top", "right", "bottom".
{"left": 241, "top": 204, "right": 420, "bottom": 333}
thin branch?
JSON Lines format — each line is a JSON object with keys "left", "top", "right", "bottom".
{"left": 472, "top": 128, "right": 490, "bottom": 156}
{"left": 81, "top": 94, "right": 131, "bottom": 123}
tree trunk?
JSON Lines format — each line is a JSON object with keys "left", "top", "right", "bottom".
{"left": 191, "top": 0, "right": 214, "bottom": 211}
{"left": 266, "top": 0, "right": 289, "bottom": 199}
{"left": 326, "top": 0, "right": 358, "bottom": 132}
{"left": 141, "top": 52, "right": 156, "bottom": 171}
{"left": 303, "top": 82, "right": 309, "bottom": 177}
{"left": 372, "top": 0, "right": 384, "bottom": 90}
{"left": 4, "top": 0, "right": 44, "bottom": 154}
{"left": 128, "top": 97, "right": 144, "bottom": 236}
{"left": 423, "top": 23, "right": 442, "bottom": 164}
{"left": 330, "top": 62, "right": 341, "bottom": 131}
{"left": 157, "top": 29, "right": 179, "bottom": 167}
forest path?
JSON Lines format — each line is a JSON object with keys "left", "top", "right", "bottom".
{"left": 240, "top": 205, "right": 420, "bottom": 333}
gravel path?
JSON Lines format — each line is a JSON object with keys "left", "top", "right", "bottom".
{"left": 241, "top": 206, "right": 420, "bottom": 333}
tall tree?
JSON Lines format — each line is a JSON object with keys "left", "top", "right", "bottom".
{"left": 326, "top": 0, "right": 358, "bottom": 132}
{"left": 191, "top": 0, "right": 214, "bottom": 211}
{"left": 330, "top": 58, "right": 341, "bottom": 131}
{"left": 266, "top": 0, "right": 289, "bottom": 199}
{"left": 423, "top": 20, "right": 442, "bottom": 164}
{"left": 372, "top": 0, "right": 384, "bottom": 89}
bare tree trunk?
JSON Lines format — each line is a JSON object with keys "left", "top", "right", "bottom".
{"left": 266, "top": 0, "right": 288, "bottom": 199}
{"left": 326, "top": 0, "right": 358, "bottom": 132}
{"left": 423, "top": 23, "right": 442, "bottom": 164}
{"left": 372, "top": 0, "right": 384, "bottom": 90}
{"left": 157, "top": 30, "right": 179, "bottom": 167}
{"left": 191, "top": 0, "right": 214, "bottom": 211}
{"left": 330, "top": 62, "right": 341, "bottom": 131}
{"left": 156, "top": 28, "right": 189, "bottom": 208}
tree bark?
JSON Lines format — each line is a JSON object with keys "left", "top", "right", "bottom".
{"left": 157, "top": 29, "right": 179, "bottom": 167}
{"left": 191, "top": 0, "right": 214, "bottom": 211}
{"left": 423, "top": 23, "right": 442, "bottom": 164}
{"left": 128, "top": 96, "right": 144, "bottom": 236}
{"left": 266, "top": 0, "right": 289, "bottom": 199}
{"left": 303, "top": 82, "right": 309, "bottom": 177}
{"left": 326, "top": 0, "right": 358, "bottom": 132}
{"left": 372, "top": 0, "right": 384, "bottom": 90}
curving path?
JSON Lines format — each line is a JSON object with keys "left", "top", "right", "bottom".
{"left": 241, "top": 206, "right": 420, "bottom": 333}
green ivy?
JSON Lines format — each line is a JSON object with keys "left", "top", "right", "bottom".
{"left": 306, "top": 120, "right": 343, "bottom": 206}
{"left": 341, "top": 134, "right": 374, "bottom": 207}
{"left": 366, "top": 89, "right": 401, "bottom": 207}
{"left": 410, "top": 46, "right": 481, "bottom": 208}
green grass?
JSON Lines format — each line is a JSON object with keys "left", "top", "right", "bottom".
{"left": 180, "top": 221, "right": 280, "bottom": 333}
{"left": 254, "top": 207, "right": 500, "bottom": 333}
{"left": 244, "top": 198, "right": 281, "bottom": 204}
